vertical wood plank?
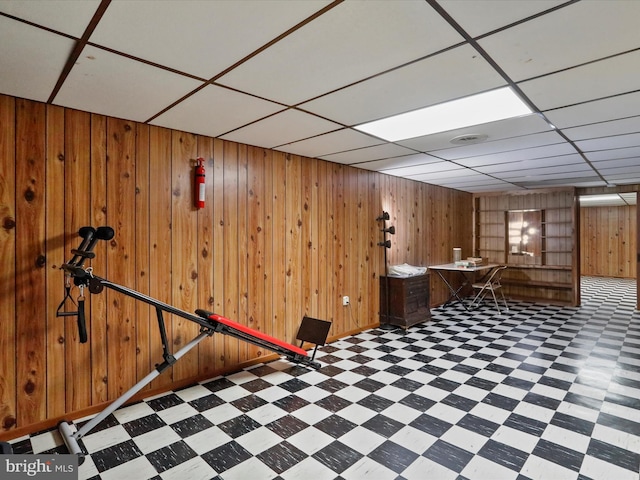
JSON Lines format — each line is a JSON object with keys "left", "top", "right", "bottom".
{"left": 135, "top": 124, "right": 151, "bottom": 387}
{"left": 223, "top": 141, "right": 240, "bottom": 366}
{"left": 45, "top": 104, "right": 66, "bottom": 419}
{"left": 301, "top": 158, "right": 313, "bottom": 317}
{"left": 271, "top": 152, "right": 286, "bottom": 342}
{"left": 15, "top": 99, "right": 47, "bottom": 426}
{"left": 368, "top": 172, "right": 382, "bottom": 323}
{"left": 324, "top": 161, "right": 335, "bottom": 325}
{"left": 262, "top": 150, "right": 275, "bottom": 338}
{"left": 89, "top": 113, "right": 109, "bottom": 405}
{"left": 106, "top": 118, "right": 137, "bottom": 399}
{"left": 247, "top": 146, "right": 266, "bottom": 360}
{"left": 285, "top": 154, "right": 302, "bottom": 344}
{"left": 356, "top": 169, "right": 368, "bottom": 327}
{"left": 212, "top": 138, "right": 226, "bottom": 371}
{"left": 310, "top": 160, "right": 320, "bottom": 318}
{"left": 0, "top": 95, "right": 16, "bottom": 431}
{"left": 64, "top": 109, "right": 92, "bottom": 411}
{"left": 316, "top": 161, "right": 329, "bottom": 322}
{"left": 148, "top": 126, "right": 173, "bottom": 389}
{"left": 332, "top": 163, "right": 345, "bottom": 335}
{"left": 171, "top": 130, "right": 199, "bottom": 381}
{"left": 237, "top": 144, "right": 249, "bottom": 362}
{"left": 197, "top": 136, "right": 216, "bottom": 376}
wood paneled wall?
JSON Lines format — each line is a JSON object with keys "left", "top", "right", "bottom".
{"left": 580, "top": 205, "right": 636, "bottom": 278}
{"left": 0, "top": 95, "right": 472, "bottom": 436}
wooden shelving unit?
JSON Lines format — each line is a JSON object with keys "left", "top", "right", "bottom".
{"left": 473, "top": 190, "right": 579, "bottom": 306}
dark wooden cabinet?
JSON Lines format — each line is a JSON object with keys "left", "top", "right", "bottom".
{"left": 379, "top": 274, "right": 431, "bottom": 329}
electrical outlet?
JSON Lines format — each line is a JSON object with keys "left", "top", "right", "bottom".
{"left": 342, "top": 296, "right": 350, "bottom": 306}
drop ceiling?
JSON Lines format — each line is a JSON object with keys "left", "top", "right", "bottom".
{"left": 1, "top": 0, "right": 639, "bottom": 194}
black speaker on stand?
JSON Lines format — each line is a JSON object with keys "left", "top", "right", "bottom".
{"left": 377, "top": 211, "right": 396, "bottom": 331}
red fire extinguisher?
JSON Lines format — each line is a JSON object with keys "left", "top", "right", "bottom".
{"left": 195, "top": 157, "right": 205, "bottom": 209}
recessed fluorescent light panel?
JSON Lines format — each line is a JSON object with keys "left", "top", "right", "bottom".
{"left": 355, "top": 87, "right": 532, "bottom": 142}
{"left": 579, "top": 193, "right": 637, "bottom": 206}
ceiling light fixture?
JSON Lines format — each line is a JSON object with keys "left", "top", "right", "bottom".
{"left": 354, "top": 87, "right": 532, "bottom": 142}
{"left": 579, "top": 194, "right": 621, "bottom": 203}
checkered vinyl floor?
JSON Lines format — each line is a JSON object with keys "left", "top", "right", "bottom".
{"left": 10, "top": 276, "right": 640, "bottom": 480}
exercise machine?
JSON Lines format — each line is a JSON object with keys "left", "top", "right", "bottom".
{"left": 57, "top": 226, "right": 323, "bottom": 462}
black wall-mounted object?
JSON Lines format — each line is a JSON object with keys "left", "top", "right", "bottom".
{"left": 376, "top": 211, "right": 395, "bottom": 329}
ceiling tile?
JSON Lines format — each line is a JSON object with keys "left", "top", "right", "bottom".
{"left": 150, "top": 84, "right": 285, "bottom": 138}
{"left": 88, "top": 0, "right": 331, "bottom": 79}
{"left": 478, "top": 1, "right": 640, "bottom": 81}
{"left": 434, "top": 172, "right": 502, "bottom": 185}
{"left": 299, "top": 44, "right": 505, "bottom": 125}
{"left": 217, "top": 0, "right": 464, "bottom": 105}
{"left": 351, "top": 153, "right": 441, "bottom": 172}
{"left": 589, "top": 157, "right": 640, "bottom": 169}
{"left": 575, "top": 132, "right": 640, "bottom": 152}
{"left": 518, "top": 50, "right": 640, "bottom": 111}
{"left": 404, "top": 167, "right": 471, "bottom": 182}
{"left": 562, "top": 116, "right": 640, "bottom": 142}
{"left": 475, "top": 154, "right": 586, "bottom": 174}
{"left": 438, "top": 0, "right": 566, "bottom": 37}
{"left": 54, "top": 45, "right": 202, "bottom": 122}
{"left": 598, "top": 165, "right": 640, "bottom": 180}
{"left": 603, "top": 174, "right": 640, "bottom": 185}
{"left": 544, "top": 91, "right": 640, "bottom": 129}
{"left": 499, "top": 164, "right": 594, "bottom": 180}
{"left": 381, "top": 161, "right": 465, "bottom": 178}
{"left": 597, "top": 165, "right": 640, "bottom": 175}
{"left": 319, "top": 143, "right": 418, "bottom": 165}
{"left": 515, "top": 177, "right": 606, "bottom": 188}
{"left": 584, "top": 146, "right": 640, "bottom": 162}
{"left": 275, "top": 129, "right": 382, "bottom": 158}
{"left": 0, "top": 0, "right": 101, "bottom": 37}
{"left": 465, "top": 183, "right": 525, "bottom": 193}
{"left": 396, "top": 114, "right": 551, "bottom": 153}
{"left": 0, "top": 17, "right": 75, "bottom": 102}
{"left": 220, "top": 109, "right": 342, "bottom": 149}
{"left": 455, "top": 145, "right": 580, "bottom": 167}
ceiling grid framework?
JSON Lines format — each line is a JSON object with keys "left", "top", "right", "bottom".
{"left": 0, "top": 0, "right": 639, "bottom": 196}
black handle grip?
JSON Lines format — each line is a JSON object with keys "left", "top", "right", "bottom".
{"left": 68, "top": 227, "right": 96, "bottom": 266}
{"left": 66, "top": 226, "right": 114, "bottom": 268}
{"left": 83, "top": 226, "right": 115, "bottom": 258}
{"left": 96, "top": 226, "right": 115, "bottom": 241}
{"left": 77, "top": 299, "right": 87, "bottom": 343}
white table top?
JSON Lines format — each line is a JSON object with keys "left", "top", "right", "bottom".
{"left": 429, "top": 263, "right": 499, "bottom": 272}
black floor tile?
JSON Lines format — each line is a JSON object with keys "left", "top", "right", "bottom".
{"left": 201, "top": 441, "right": 252, "bottom": 473}
{"left": 478, "top": 439, "right": 529, "bottom": 471}
{"left": 531, "top": 439, "right": 584, "bottom": 472}
{"left": 312, "top": 441, "right": 363, "bottom": 474}
{"left": 146, "top": 441, "right": 197, "bottom": 474}
{"left": 257, "top": 441, "right": 308, "bottom": 474}
{"left": 409, "top": 414, "right": 453, "bottom": 437}
{"left": 368, "top": 440, "right": 419, "bottom": 474}
{"left": 424, "top": 439, "right": 474, "bottom": 473}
